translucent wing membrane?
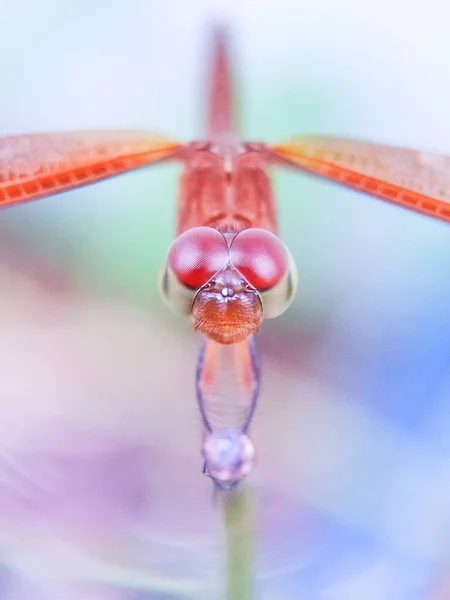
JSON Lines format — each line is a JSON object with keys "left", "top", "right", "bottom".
{"left": 270, "top": 136, "right": 450, "bottom": 222}
{"left": 0, "top": 130, "right": 184, "bottom": 206}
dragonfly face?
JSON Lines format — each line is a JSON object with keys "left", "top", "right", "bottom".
{"left": 160, "top": 224, "right": 297, "bottom": 344}
{"left": 190, "top": 264, "right": 263, "bottom": 345}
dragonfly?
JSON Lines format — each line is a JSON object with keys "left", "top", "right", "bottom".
{"left": 0, "top": 27, "right": 448, "bottom": 491}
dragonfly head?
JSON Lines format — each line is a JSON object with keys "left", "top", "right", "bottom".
{"left": 191, "top": 265, "right": 263, "bottom": 344}
{"left": 160, "top": 226, "right": 297, "bottom": 344}
{"left": 201, "top": 429, "right": 255, "bottom": 490}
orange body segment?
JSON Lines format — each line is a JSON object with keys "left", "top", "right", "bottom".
{"left": 177, "top": 147, "right": 277, "bottom": 234}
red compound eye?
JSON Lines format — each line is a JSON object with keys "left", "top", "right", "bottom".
{"left": 229, "top": 228, "right": 289, "bottom": 290}
{"left": 167, "top": 227, "right": 229, "bottom": 289}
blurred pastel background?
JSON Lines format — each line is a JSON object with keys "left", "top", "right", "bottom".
{"left": 0, "top": 0, "right": 450, "bottom": 598}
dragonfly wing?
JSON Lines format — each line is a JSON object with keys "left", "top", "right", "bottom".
{"left": 269, "top": 135, "right": 450, "bottom": 222}
{"left": 0, "top": 130, "right": 184, "bottom": 207}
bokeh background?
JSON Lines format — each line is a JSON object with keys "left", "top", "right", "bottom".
{"left": 0, "top": 0, "right": 450, "bottom": 598}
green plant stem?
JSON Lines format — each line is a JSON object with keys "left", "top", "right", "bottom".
{"left": 222, "top": 486, "right": 255, "bottom": 600}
